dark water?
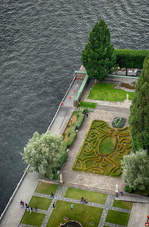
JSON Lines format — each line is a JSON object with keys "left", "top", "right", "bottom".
{"left": 0, "top": 0, "right": 149, "bottom": 215}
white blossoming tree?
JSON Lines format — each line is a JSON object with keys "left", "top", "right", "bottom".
{"left": 121, "top": 150, "right": 149, "bottom": 191}
{"left": 22, "top": 131, "right": 66, "bottom": 178}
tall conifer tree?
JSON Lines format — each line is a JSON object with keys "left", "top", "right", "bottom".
{"left": 81, "top": 19, "right": 116, "bottom": 81}
{"left": 129, "top": 56, "right": 149, "bottom": 153}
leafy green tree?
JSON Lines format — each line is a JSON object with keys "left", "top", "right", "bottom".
{"left": 121, "top": 150, "right": 149, "bottom": 191}
{"left": 81, "top": 19, "right": 116, "bottom": 81}
{"left": 129, "top": 56, "right": 149, "bottom": 153}
{"left": 22, "top": 131, "right": 66, "bottom": 178}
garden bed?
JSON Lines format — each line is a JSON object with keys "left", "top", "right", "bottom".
{"left": 63, "top": 110, "right": 85, "bottom": 147}
{"left": 73, "top": 120, "right": 132, "bottom": 176}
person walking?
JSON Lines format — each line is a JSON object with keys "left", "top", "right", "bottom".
{"left": 20, "top": 200, "right": 24, "bottom": 208}
{"left": 70, "top": 204, "right": 74, "bottom": 209}
{"left": 52, "top": 202, "right": 55, "bottom": 208}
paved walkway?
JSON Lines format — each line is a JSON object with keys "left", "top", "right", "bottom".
{"left": 0, "top": 172, "right": 39, "bottom": 227}
{"left": 19, "top": 184, "right": 131, "bottom": 227}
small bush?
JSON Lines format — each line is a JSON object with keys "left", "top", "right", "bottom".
{"left": 112, "top": 117, "right": 126, "bottom": 128}
{"left": 65, "top": 131, "right": 77, "bottom": 148}
{"left": 124, "top": 185, "right": 133, "bottom": 193}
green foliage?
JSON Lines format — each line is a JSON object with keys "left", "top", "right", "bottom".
{"left": 88, "top": 83, "right": 135, "bottom": 101}
{"left": 22, "top": 131, "right": 67, "bottom": 179}
{"left": 82, "top": 19, "right": 117, "bottom": 81}
{"left": 122, "top": 150, "right": 149, "bottom": 191}
{"left": 124, "top": 185, "right": 133, "bottom": 193}
{"left": 112, "top": 117, "right": 126, "bottom": 128}
{"left": 73, "top": 120, "right": 132, "bottom": 176}
{"left": 129, "top": 56, "right": 149, "bottom": 152}
{"left": 63, "top": 111, "right": 85, "bottom": 148}
{"left": 115, "top": 49, "right": 149, "bottom": 69}
{"left": 78, "top": 101, "right": 97, "bottom": 109}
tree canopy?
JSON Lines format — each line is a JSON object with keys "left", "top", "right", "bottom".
{"left": 22, "top": 131, "right": 67, "bottom": 178}
{"left": 129, "top": 56, "right": 149, "bottom": 153}
{"left": 81, "top": 19, "right": 116, "bottom": 81}
{"left": 121, "top": 150, "right": 149, "bottom": 191}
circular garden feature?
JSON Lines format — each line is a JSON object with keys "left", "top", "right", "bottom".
{"left": 60, "top": 221, "right": 82, "bottom": 227}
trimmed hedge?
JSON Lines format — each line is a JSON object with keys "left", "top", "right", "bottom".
{"left": 63, "top": 111, "right": 85, "bottom": 148}
{"left": 73, "top": 120, "right": 132, "bottom": 176}
{"left": 115, "top": 49, "right": 149, "bottom": 69}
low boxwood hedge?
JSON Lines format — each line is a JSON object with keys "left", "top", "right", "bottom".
{"left": 112, "top": 117, "right": 126, "bottom": 128}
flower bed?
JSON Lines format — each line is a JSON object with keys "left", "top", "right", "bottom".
{"left": 73, "top": 120, "right": 132, "bottom": 176}
{"left": 63, "top": 111, "right": 85, "bottom": 148}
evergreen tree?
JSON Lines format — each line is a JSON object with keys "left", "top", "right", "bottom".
{"left": 129, "top": 56, "right": 149, "bottom": 153}
{"left": 81, "top": 19, "right": 116, "bottom": 81}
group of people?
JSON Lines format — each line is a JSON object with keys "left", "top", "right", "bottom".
{"left": 20, "top": 200, "right": 33, "bottom": 213}
{"left": 80, "top": 197, "right": 88, "bottom": 204}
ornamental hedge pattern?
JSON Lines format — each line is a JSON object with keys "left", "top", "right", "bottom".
{"left": 73, "top": 120, "right": 132, "bottom": 176}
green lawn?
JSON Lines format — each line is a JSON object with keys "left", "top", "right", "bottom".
{"left": 35, "top": 181, "right": 58, "bottom": 195}
{"left": 29, "top": 196, "right": 52, "bottom": 210}
{"left": 100, "top": 137, "right": 115, "bottom": 154}
{"left": 106, "top": 210, "right": 130, "bottom": 225}
{"left": 88, "top": 83, "right": 134, "bottom": 102}
{"left": 47, "top": 200, "right": 102, "bottom": 227}
{"left": 65, "top": 187, "right": 107, "bottom": 204}
{"left": 79, "top": 101, "right": 97, "bottom": 109}
{"left": 21, "top": 212, "right": 45, "bottom": 226}
{"left": 113, "top": 200, "right": 132, "bottom": 210}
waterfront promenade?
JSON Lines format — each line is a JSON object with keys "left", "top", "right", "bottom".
{"left": 0, "top": 72, "right": 82, "bottom": 227}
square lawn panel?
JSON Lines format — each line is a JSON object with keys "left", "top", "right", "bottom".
{"left": 47, "top": 200, "right": 103, "bottom": 227}
{"left": 106, "top": 210, "right": 130, "bottom": 225}
{"left": 21, "top": 211, "right": 45, "bottom": 226}
{"left": 113, "top": 200, "right": 132, "bottom": 210}
{"left": 65, "top": 187, "right": 107, "bottom": 204}
{"left": 29, "top": 196, "right": 52, "bottom": 210}
{"left": 35, "top": 182, "right": 58, "bottom": 195}
{"left": 88, "top": 83, "right": 134, "bottom": 101}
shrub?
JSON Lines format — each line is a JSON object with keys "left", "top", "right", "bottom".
{"left": 115, "top": 49, "right": 149, "bottom": 69}
{"left": 112, "top": 117, "right": 126, "bottom": 128}
{"left": 124, "top": 185, "right": 133, "bottom": 193}
{"left": 65, "top": 131, "right": 77, "bottom": 148}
